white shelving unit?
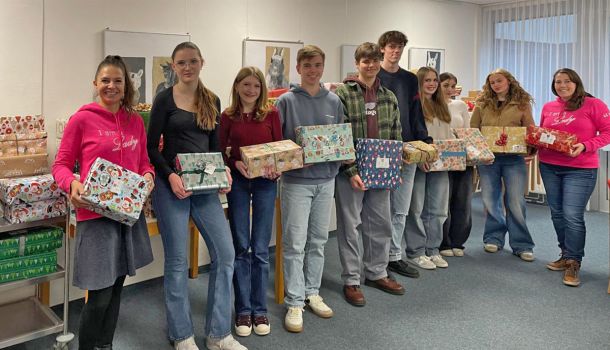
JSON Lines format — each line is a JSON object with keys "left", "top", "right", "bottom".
{"left": 0, "top": 214, "right": 74, "bottom": 349}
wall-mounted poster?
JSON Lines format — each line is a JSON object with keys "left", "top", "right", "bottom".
{"left": 243, "top": 39, "right": 303, "bottom": 90}
{"left": 408, "top": 47, "right": 445, "bottom": 73}
{"left": 123, "top": 57, "right": 146, "bottom": 104}
{"left": 153, "top": 56, "right": 175, "bottom": 99}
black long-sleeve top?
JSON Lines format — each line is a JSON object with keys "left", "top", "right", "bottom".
{"left": 147, "top": 87, "right": 221, "bottom": 182}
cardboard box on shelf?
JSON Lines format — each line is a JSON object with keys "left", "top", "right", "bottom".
{"left": 0, "top": 174, "right": 62, "bottom": 205}
{"left": 0, "top": 154, "right": 49, "bottom": 178}
{"left": 0, "top": 196, "right": 67, "bottom": 224}
{"left": 0, "top": 115, "right": 45, "bottom": 135}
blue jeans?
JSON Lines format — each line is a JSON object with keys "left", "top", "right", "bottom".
{"left": 389, "top": 164, "right": 417, "bottom": 261}
{"left": 539, "top": 162, "right": 597, "bottom": 261}
{"left": 281, "top": 179, "right": 334, "bottom": 307}
{"left": 477, "top": 155, "right": 534, "bottom": 254}
{"left": 226, "top": 173, "right": 276, "bottom": 317}
{"left": 152, "top": 178, "right": 234, "bottom": 341}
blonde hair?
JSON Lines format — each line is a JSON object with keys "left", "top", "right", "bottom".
{"left": 224, "top": 66, "right": 271, "bottom": 122}
{"left": 417, "top": 67, "right": 451, "bottom": 123}
{"left": 172, "top": 42, "right": 218, "bottom": 130}
{"left": 476, "top": 68, "right": 534, "bottom": 113}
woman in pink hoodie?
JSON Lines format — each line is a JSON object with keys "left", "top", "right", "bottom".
{"left": 52, "top": 55, "right": 155, "bottom": 350}
{"left": 538, "top": 68, "right": 610, "bottom": 287}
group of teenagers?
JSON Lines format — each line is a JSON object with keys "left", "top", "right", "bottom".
{"left": 51, "top": 30, "right": 610, "bottom": 350}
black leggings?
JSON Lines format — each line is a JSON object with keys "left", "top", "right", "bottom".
{"left": 78, "top": 275, "right": 126, "bottom": 350}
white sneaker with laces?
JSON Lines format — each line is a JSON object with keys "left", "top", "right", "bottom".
{"left": 284, "top": 306, "right": 304, "bottom": 333}
{"left": 452, "top": 248, "right": 464, "bottom": 257}
{"left": 410, "top": 255, "right": 436, "bottom": 270}
{"left": 439, "top": 249, "right": 454, "bottom": 257}
{"left": 174, "top": 336, "right": 199, "bottom": 350}
{"left": 205, "top": 334, "right": 247, "bottom": 350}
{"left": 430, "top": 254, "right": 449, "bottom": 268}
{"left": 305, "top": 294, "right": 333, "bottom": 318}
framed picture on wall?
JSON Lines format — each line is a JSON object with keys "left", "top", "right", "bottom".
{"left": 408, "top": 47, "right": 445, "bottom": 73}
{"left": 242, "top": 38, "right": 304, "bottom": 90}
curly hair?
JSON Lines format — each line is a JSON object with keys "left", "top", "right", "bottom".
{"left": 417, "top": 67, "right": 451, "bottom": 123}
{"left": 476, "top": 68, "right": 533, "bottom": 113}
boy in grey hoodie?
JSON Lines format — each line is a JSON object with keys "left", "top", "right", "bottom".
{"left": 276, "top": 45, "right": 344, "bottom": 333}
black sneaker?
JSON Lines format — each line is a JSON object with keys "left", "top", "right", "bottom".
{"left": 388, "top": 260, "right": 420, "bottom": 278}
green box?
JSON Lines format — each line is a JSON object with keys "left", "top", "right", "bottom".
{"left": 175, "top": 153, "right": 229, "bottom": 192}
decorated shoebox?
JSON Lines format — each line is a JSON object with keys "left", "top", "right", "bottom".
{"left": 240, "top": 140, "right": 304, "bottom": 178}
{"left": 452, "top": 128, "right": 495, "bottom": 165}
{"left": 0, "top": 227, "right": 63, "bottom": 260}
{"left": 81, "top": 157, "right": 151, "bottom": 226}
{"left": 0, "top": 115, "right": 45, "bottom": 135}
{"left": 0, "top": 132, "right": 47, "bottom": 155}
{"left": 402, "top": 141, "right": 439, "bottom": 163}
{"left": 429, "top": 139, "right": 467, "bottom": 172}
{"left": 526, "top": 125, "right": 577, "bottom": 154}
{"left": 175, "top": 153, "right": 229, "bottom": 192}
{"left": 295, "top": 123, "right": 356, "bottom": 164}
{"left": 481, "top": 126, "right": 527, "bottom": 154}
{"left": 0, "top": 174, "right": 62, "bottom": 205}
{"left": 0, "top": 264, "right": 57, "bottom": 284}
{"left": 0, "top": 154, "right": 49, "bottom": 178}
{"left": 0, "top": 251, "right": 57, "bottom": 274}
{"left": 355, "top": 138, "right": 402, "bottom": 189}
{"left": 0, "top": 196, "right": 67, "bottom": 224}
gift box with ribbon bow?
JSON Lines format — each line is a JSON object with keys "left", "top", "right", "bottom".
{"left": 175, "top": 152, "right": 229, "bottom": 192}
{"left": 526, "top": 125, "right": 577, "bottom": 154}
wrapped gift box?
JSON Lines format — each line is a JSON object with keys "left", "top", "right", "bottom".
{"left": 240, "top": 140, "right": 304, "bottom": 178}
{"left": 0, "top": 251, "right": 57, "bottom": 273}
{"left": 0, "top": 115, "right": 45, "bottom": 135}
{"left": 0, "top": 227, "right": 63, "bottom": 260}
{"left": 295, "top": 123, "right": 356, "bottom": 164}
{"left": 0, "top": 154, "right": 49, "bottom": 178}
{"left": 0, "top": 132, "right": 47, "bottom": 157}
{"left": 429, "top": 139, "right": 467, "bottom": 171}
{"left": 526, "top": 125, "right": 577, "bottom": 154}
{"left": 175, "top": 153, "right": 229, "bottom": 192}
{"left": 0, "top": 264, "right": 57, "bottom": 284}
{"left": 0, "top": 196, "right": 67, "bottom": 224}
{"left": 402, "top": 141, "right": 439, "bottom": 163}
{"left": 0, "top": 174, "right": 62, "bottom": 205}
{"left": 81, "top": 157, "right": 151, "bottom": 226}
{"left": 452, "top": 128, "right": 495, "bottom": 165}
{"left": 143, "top": 196, "right": 155, "bottom": 220}
{"left": 481, "top": 126, "right": 527, "bottom": 154}
{"left": 355, "top": 138, "right": 402, "bottom": 189}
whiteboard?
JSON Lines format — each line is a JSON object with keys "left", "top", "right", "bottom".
{"left": 103, "top": 29, "right": 190, "bottom": 103}
{"left": 242, "top": 39, "right": 303, "bottom": 90}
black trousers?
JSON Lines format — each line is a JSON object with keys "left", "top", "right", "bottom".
{"left": 441, "top": 167, "right": 474, "bottom": 250}
{"left": 78, "top": 275, "right": 126, "bottom": 350}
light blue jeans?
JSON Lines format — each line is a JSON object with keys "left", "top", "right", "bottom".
{"left": 152, "top": 178, "right": 234, "bottom": 341}
{"left": 281, "top": 179, "right": 334, "bottom": 307}
{"left": 477, "top": 155, "right": 534, "bottom": 254}
{"left": 405, "top": 169, "right": 449, "bottom": 258}
{"left": 389, "top": 164, "right": 417, "bottom": 261}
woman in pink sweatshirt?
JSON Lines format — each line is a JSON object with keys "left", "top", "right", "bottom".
{"left": 538, "top": 68, "right": 610, "bottom": 287}
{"left": 52, "top": 55, "right": 155, "bottom": 350}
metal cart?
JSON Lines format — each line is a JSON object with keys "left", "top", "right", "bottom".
{"left": 0, "top": 208, "right": 75, "bottom": 349}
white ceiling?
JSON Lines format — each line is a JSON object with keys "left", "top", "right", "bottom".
{"left": 446, "top": 0, "right": 510, "bottom": 4}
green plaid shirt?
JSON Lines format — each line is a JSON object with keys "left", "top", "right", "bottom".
{"left": 336, "top": 81, "right": 402, "bottom": 177}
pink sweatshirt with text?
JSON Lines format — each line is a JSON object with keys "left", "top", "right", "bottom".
{"left": 538, "top": 96, "right": 610, "bottom": 169}
{"left": 52, "top": 102, "right": 154, "bottom": 221}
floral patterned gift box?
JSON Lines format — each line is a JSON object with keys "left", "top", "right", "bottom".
{"left": 526, "top": 125, "right": 577, "bottom": 154}
{"left": 81, "top": 157, "right": 151, "bottom": 226}
{"left": 240, "top": 140, "right": 304, "bottom": 178}
{"left": 402, "top": 140, "right": 439, "bottom": 164}
{"left": 355, "top": 138, "right": 403, "bottom": 190}
{"left": 295, "top": 123, "right": 356, "bottom": 164}
{"left": 0, "top": 115, "right": 45, "bottom": 135}
{"left": 175, "top": 153, "right": 229, "bottom": 192}
{"left": 0, "top": 174, "right": 62, "bottom": 205}
{"left": 481, "top": 126, "right": 528, "bottom": 154}
{"left": 0, "top": 196, "right": 67, "bottom": 224}
{"left": 452, "top": 128, "right": 495, "bottom": 166}
{"left": 429, "top": 139, "right": 467, "bottom": 172}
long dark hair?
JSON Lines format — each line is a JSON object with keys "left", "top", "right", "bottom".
{"left": 95, "top": 55, "right": 136, "bottom": 114}
{"left": 551, "top": 68, "right": 590, "bottom": 111}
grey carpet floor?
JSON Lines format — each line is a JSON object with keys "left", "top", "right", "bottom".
{"left": 6, "top": 195, "right": 610, "bottom": 350}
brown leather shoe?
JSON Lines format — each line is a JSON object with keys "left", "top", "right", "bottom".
{"left": 343, "top": 285, "right": 365, "bottom": 306}
{"left": 364, "top": 277, "right": 405, "bottom": 295}
{"left": 563, "top": 259, "right": 581, "bottom": 287}
{"left": 547, "top": 257, "right": 567, "bottom": 271}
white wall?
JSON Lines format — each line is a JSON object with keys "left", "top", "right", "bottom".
{"left": 1, "top": 0, "right": 481, "bottom": 306}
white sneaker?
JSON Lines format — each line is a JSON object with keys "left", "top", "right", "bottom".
{"left": 430, "top": 254, "right": 449, "bottom": 268}
{"left": 519, "top": 251, "right": 535, "bottom": 262}
{"left": 452, "top": 248, "right": 464, "bottom": 257}
{"left": 484, "top": 244, "right": 499, "bottom": 253}
{"left": 205, "top": 334, "right": 247, "bottom": 350}
{"left": 284, "top": 306, "right": 304, "bottom": 333}
{"left": 439, "top": 249, "right": 454, "bottom": 257}
{"left": 174, "top": 336, "right": 199, "bottom": 350}
{"left": 305, "top": 294, "right": 334, "bottom": 318}
{"left": 410, "top": 255, "right": 436, "bottom": 270}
